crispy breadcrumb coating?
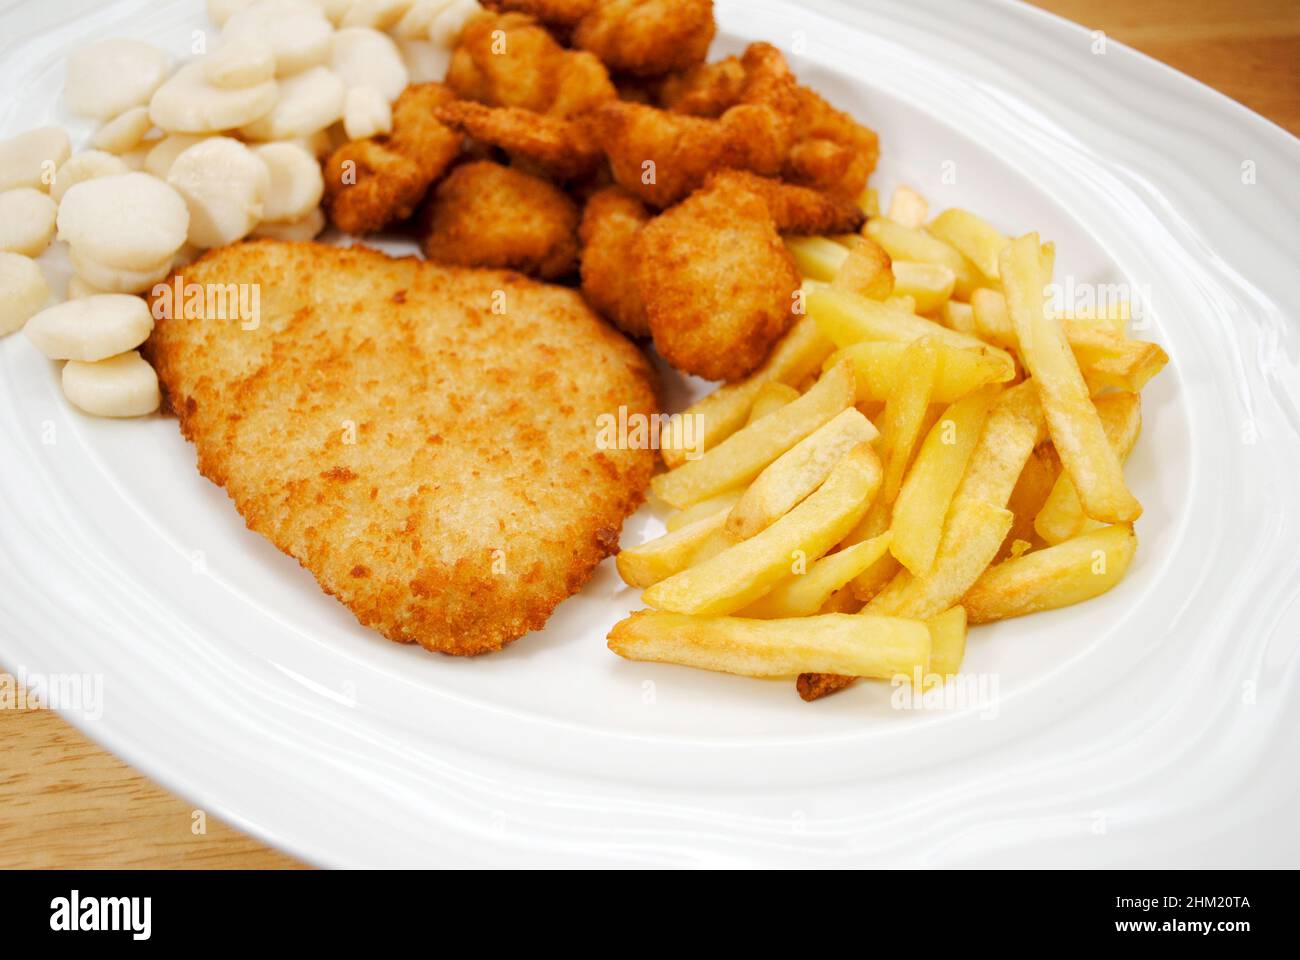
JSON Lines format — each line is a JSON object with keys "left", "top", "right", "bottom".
{"left": 145, "top": 241, "right": 657, "bottom": 656}
{"left": 434, "top": 99, "right": 605, "bottom": 181}
{"left": 579, "top": 186, "right": 652, "bottom": 336}
{"left": 423, "top": 161, "right": 580, "bottom": 279}
{"left": 590, "top": 100, "right": 789, "bottom": 207}
{"left": 572, "top": 0, "right": 716, "bottom": 78}
{"left": 322, "top": 83, "right": 463, "bottom": 235}
{"left": 635, "top": 175, "right": 799, "bottom": 381}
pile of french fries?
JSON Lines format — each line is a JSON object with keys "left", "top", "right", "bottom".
{"left": 609, "top": 186, "right": 1168, "bottom": 701}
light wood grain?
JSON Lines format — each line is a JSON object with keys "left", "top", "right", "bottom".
{"left": 4, "top": 0, "right": 1297, "bottom": 870}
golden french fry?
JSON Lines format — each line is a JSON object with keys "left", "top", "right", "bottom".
{"left": 664, "top": 489, "right": 743, "bottom": 532}
{"left": 660, "top": 314, "right": 835, "bottom": 469}
{"left": 652, "top": 361, "right": 855, "bottom": 509}
{"left": 970, "top": 287, "right": 1016, "bottom": 349}
{"left": 997, "top": 443, "right": 1061, "bottom": 561}
{"left": 644, "top": 443, "right": 881, "bottom": 615}
{"left": 608, "top": 610, "right": 931, "bottom": 680}
{"left": 961, "top": 524, "right": 1136, "bottom": 624}
{"left": 891, "top": 260, "right": 956, "bottom": 314}
{"left": 926, "top": 208, "right": 1008, "bottom": 282}
{"left": 887, "top": 185, "right": 929, "bottom": 228}
{"left": 867, "top": 496, "right": 1015, "bottom": 620}
{"left": 1057, "top": 302, "right": 1129, "bottom": 338}
{"left": 857, "top": 186, "right": 880, "bottom": 218}
{"left": 1035, "top": 392, "right": 1141, "bottom": 544}
{"left": 746, "top": 381, "right": 802, "bottom": 425}
{"left": 1065, "top": 321, "right": 1168, "bottom": 393}
{"left": 727, "top": 407, "right": 877, "bottom": 539}
{"left": 1002, "top": 234, "right": 1141, "bottom": 523}
{"left": 742, "top": 533, "right": 892, "bottom": 618}
{"left": 832, "top": 236, "right": 894, "bottom": 300}
{"left": 941, "top": 300, "right": 977, "bottom": 335}
{"left": 616, "top": 507, "right": 735, "bottom": 588}
{"left": 820, "top": 585, "right": 864, "bottom": 614}
{"left": 877, "top": 338, "right": 939, "bottom": 505}
{"left": 825, "top": 341, "right": 1011, "bottom": 404}
{"left": 864, "top": 217, "right": 982, "bottom": 298}
{"left": 923, "top": 605, "right": 968, "bottom": 687}
{"left": 885, "top": 294, "right": 917, "bottom": 314}
{"left": 890, "top": 385, "right": 1000, "bottom": 576}
{"left": 808, "top": 284, "right": 1015, "bottom": 373}
{"left": 952, "top": 380, "right": 1044, "bottom": 508}
{"left": 785, "top": 235, "right": 848, "bottom": 281}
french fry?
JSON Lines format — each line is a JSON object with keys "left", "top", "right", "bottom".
{"left": 890, "top": 385, "right": 1000, "bottom": 576}
{"left": 616, "top": 508, "right": 735, "bottom": 588}
{"left": 825, "top": 341, "right": 1011, "bottom": 404}
{"left": 877, "top": 339, "right": 939, "bottom": 505}
{"left": 644, "top": 443, "right": 881, "bottom": 615}
{"left": 926, "top": 208, "right": 1008, "bottom": 281}
{"left": 727, "top": 407, "right": 878, "bottom": 539}
{"left": 1065, "top": 321, "right": 1169, "bottom": 393}
{"left": 652, "top": 361, "right": 855, "bottom": 509}
{"left": 866, "top": 496, "right": 1014, "bottom": 619}
{"left": 808, "top": 284, "right": 1015, "bottom": 372}
{"left": 832, "top": 236, "right": 894, "bottom": 300}
{"left": 798, "top": 599, "right": 961, "bottom": 700}
{"left": 885, "top": 294, "right": 917, "bottom": 314}
{"left": 997, "top": 443, "right": 1061, "bottom": 561}
{"left": 941, "top": 300, "right": 977, "bottom": 335}
{"left": 1002, "top": 234, "right": 1141, "bottom": 523}
{"left": 926, "top": 605, "right": 968, "bottom": 677}
{"left": 659, "top": 314, "right": 836, "bottom": 469}
{"left": 608, "top": 610, "right": 931, "bottom": 680}
{"left": 1057, "top": 302, "right": 1129, "bottom": 338}
{"left": 970, "top": 287, "right": 1016, "bottom": 349}
{"left": 746, "top": 381, "right": 802, "bottom": 424}
{"left": 820, "top": 585, "right": 864, "bottom": 613}
{"left": 952, "top": 380, "right": 1045, "bottom": 508}
{"left": 785, "top": 235, "right": 848, "bottom": 281}
{"left": 742, "top": 533, "right": 892, "bottom": 618}
{"left": 664, "top": 489, "right": 743, "bottom": 532}
{"left": 1035, "top": 392, "right": 1141, "bottom": 544}
{"left": 961, "top": 524, "right": 1136, "bottom": 624}
{"left": 864, "top": 217, "right": 982, "bottom": 298}
{"left": 887, "top": 185, "right": 929, "bottom": 228}
{"left": 891, "top": 260, "right": 956, "bottom": 314}
{"left": 857, "top": 186, "right": 880, "bottom": 218}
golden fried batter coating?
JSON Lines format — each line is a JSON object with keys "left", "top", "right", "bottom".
{"left": 323, "top": 83, "right": 463, "bottom": 235}
{"left": 739, "top": 43, "right": 879, "bottom": 199}
{"left": 484, "top": 0, "right": 596, "bottom": 27}
{"left": 658, "top": 56, "right": 746, "bottom": 116}
{"left": 146, "top": 241, "right": 657, "bottom": 656}
{"left": 704, "top": 170, "right": 864, "bottom": 235}
{"left": 591, "top": 100, "right": 789, "bottom": 207}
{"left": 434, "top": 99, "right": 605, "bottom": 181}
{"left": 573, "top": 0, "right": 716, "bottom": 78}
{"left": 579, "top": 186, "right": 651, "bottom": 337}
{"left": 635, "top": 176, "right": 799, "bottom": 381}
{"left": 423, "top": 161, "right": 580, "bottom": 280}
{"left": 447, "top": 11, "right": 615, "bottom": 118}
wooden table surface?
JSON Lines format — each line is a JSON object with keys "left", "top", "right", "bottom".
{"left": 3, "top": 0, "right": 1297, "bottom": 871}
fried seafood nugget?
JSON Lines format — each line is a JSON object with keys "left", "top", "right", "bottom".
{"left": 483, "top": 0, "right": 595, "bottom": 29}
{"left": 578, "top": 186, "right": 651, "bottom": 337}
{"left": 448, "top": 11, "right": 615, "bottom": 118}
{"left": 323, "top": 83, "right": 462, "bottom": 235}
{"left": 433, "top": 99, "right": 604, "bottom": 181}
{"left": 423, "top": 160, "right": 580, "bottom": 280}
{"left": 705, "top": 170, "right": 864, "bottom": 235}
{"left": 635, "top": 176, "right": 799, "bottom": 381}
{"left": 591, "top": 100, "right": 789, "bottom": 207}
{"left": 572, "top": 0, "right": 716, "bottom": 78}
{"left": 658, "top": 56, "right": 746, "bottom": 117}
{"left": 738, "top": 43, "right": 879, "bottom": 199}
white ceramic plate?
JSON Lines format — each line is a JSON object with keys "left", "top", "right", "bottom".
{"left": 3, "top": 0, "right": 1299, "bottom": 867}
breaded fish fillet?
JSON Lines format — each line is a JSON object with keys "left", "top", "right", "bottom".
{"left": 145, "top": 242, "right": 658, "bottom": 656}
